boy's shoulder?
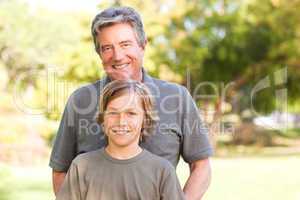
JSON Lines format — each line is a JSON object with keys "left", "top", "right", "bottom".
{"left": 72, "top": 148, "right": 104, "bottom": 166}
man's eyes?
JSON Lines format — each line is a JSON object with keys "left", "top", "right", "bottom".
{"left": 121, "top": 43, "right": 131, "bottom": 48}
{"left": 101, "top": 46, "right": 112, "bottom": 52}
{"left": 101, "top": 43, "right": 131, "bottom": 52}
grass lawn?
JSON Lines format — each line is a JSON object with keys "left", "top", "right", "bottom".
{"left": 1, "top": 155, "right": 300, "bottom": 200}
{"left": 0, "top": 163, "right": 54, "bottom": 200}
{"left": 177, "top": 155, "right": 300, "bottom": 200}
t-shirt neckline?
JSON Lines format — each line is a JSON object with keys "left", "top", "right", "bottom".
{"left": 101, "top": 148, "right": 146, "bottom": 164}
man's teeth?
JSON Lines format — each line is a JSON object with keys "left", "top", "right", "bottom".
{"left": 113, "top": 63, "right": 128, "bottom": 69}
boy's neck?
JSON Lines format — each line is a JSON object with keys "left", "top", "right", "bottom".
{"left": 105, "top": 144, "right": 142, "bottom": 160}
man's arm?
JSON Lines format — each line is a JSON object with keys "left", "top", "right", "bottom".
{"left": 183, "top": 158, "right": 211, "bottom": 200}
{"left": 50, "top": 91, "right": 78, "bottom": 196}
{"left": 52, "top": 170, "right": 67, "bottom": 196}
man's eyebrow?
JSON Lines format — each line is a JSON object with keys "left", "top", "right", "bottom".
{"left": 120, "top": 40, "right": 133, "bottom": 44}
{"left": 101, "top": 44, "right": 113, "bottom": 48}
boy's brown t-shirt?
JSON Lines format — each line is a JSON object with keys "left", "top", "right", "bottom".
{"left": 56, "top": 148, "right": 185, "bottom": 200}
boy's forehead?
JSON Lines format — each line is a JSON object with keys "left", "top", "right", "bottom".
{"left": 107, "top": 93, "right": 142, "bottom": 109}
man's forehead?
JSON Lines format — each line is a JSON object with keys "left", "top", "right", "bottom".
{"left": 96, "top": 23, "right": 139, "bottom": 44}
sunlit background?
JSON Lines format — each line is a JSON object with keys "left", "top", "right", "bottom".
{"left": 1, "top": 0, "right": 300, "bottom": 199}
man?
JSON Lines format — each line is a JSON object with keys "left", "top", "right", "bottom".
{"left": 55, "top": 80, "right": 185, "bottom": 200}
{"left": 50, "top": 6, "right": 213, "bottom": 200}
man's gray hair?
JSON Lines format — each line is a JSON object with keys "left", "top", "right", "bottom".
{"left": 91, "top": 6, "right": 146, "bottom": 54}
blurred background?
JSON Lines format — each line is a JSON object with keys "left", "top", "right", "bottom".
{"left": 0, "top": 0, "right": 300, "bottom": 199}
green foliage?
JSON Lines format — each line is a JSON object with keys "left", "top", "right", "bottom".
{"left": 0, "top": 0, "right": 77, "bottom": 86}
{"left": 151, "top": 0, "right": 300, "bottom": 114}
{"left": 278, "top": 128, "right": 300, "bottom": 138}
{"left": 0, "top": 165, "right": 11, "bottom": 200}
{"left": 0, "top": 0, "right": 104, "bottom": 120}
{"left": 1, "top": 0, "right": 299, "bottom": 120}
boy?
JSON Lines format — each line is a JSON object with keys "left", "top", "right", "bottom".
{"left": 56, "top": 80, "right": 185, "bottom": 200}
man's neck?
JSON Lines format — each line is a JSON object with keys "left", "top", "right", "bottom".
{"left": 106, "top": 68, "right": 144, "bottom": 83}
{"left": 105, "top": 144, "right": 142, "bottom": 160}
{"left": 137, "top": 68, "right": 143, "bottom": 82}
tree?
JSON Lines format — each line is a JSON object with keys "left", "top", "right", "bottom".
{"left": 152, "top": 0, "right": 300, "bottom": 114}
{"left": 150, "top": 0, "right": 300, "bottom": 146}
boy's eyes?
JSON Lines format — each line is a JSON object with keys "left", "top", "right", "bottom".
{"left": 108, "top": 111, "right": 118, "bottom": 115}
{"left": 128, "top": 111, "right": 137, "bottom": 115}
{"left": 105, "top": 111, "right": 138, "bottom": 116}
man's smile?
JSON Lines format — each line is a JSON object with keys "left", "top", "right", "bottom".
{"left": 112, "top": 63, "right": 130, "bottom": 69}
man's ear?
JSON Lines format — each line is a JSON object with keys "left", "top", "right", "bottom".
{"left": 96, "top": 48, "right": 102, "bottom": 58}
{"left": 141, "top": 39, "right": 148, "bottom": 50}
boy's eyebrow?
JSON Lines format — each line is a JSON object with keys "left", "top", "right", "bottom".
{"left": 106, "top": 106, "right": 138, "bottom": 111}
{"left": 106, "top": 106, "right": 118, "bottom": 110}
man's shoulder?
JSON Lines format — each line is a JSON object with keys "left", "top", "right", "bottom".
{"left": 66, "top": 79, "right": 105, "bottom": 107}
{"left": 72, "top": 79, "right": 104, "bottom": 98}
{"left": 150, "top": 76, "right": 183, "bottom": 89}
{"left": 148, "top": 76, "right": 188, "bottom": 95}
{"left": 143, "top": 149, "right": 175, "bottom": 171}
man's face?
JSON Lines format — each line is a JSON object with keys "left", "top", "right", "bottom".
{"left": 97, "top": 23, "right": 145, "bottom": 81}
{"left": 103, "top": 92, "right": 145, "bottom": 148}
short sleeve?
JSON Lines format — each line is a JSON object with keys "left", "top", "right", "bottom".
{"left": 160, "top": 163, "right": 186, "bottom": 200}
{"left": 56, "top": 162, "right": 82, "bottom": 200}
{"left": 49, "top": 94, "right": 77, "bottom": 172}
{"left": 180, "top": 87, "right": 213, "bottom": 163}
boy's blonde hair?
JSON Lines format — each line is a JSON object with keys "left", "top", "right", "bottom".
{"left": 96, "top": 80, "right": 158, "bottom": 139}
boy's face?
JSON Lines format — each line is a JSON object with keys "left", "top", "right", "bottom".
{"left": 103, "top": 92, "right": 145, "bottom": 148}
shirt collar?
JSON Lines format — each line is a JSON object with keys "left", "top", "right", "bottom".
{"left": 103, "top": 67, "right": 152, "bottom": 85}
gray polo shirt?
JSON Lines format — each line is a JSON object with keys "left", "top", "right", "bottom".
{"left": 50, "top": 71, "right": 213, "bottom": 172}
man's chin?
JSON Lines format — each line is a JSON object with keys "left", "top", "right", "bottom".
{"left": 110, "top": 75, "right": 132, "bottom": 81}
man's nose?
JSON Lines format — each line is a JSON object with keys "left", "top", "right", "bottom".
{"left": 113, "top": 47, "right": 125, "bottom": 61}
